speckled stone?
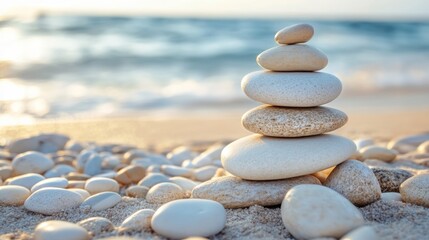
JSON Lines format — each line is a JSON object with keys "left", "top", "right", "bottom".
{"left": 275, "top": 23, "right": 314, "bottom": 44}
{"left": 146, "top": 182, "right": 187, "bottom": 204}
{"left": 12, "top": 151, "right": 54, "bottom": 175}
{"left": 25, "top": 188, "right": 83, "bottom": 215}
{"left": 388, "top": 133, "right": 429, "bottom": 154}
{"left": 241, "top": 71, "right": 342, "bottom": 107}
{"left": 242, "top": 105, "right": 347, "bottom": 137}
{"left": 324, "top": 160, "right": 381, "bottom": 206}
{"left": 77, "top": 217, "right": 114, "bottom": 236}
{"left": 371, "top": 167, "right": 413, "bottom": 192}
{"left": 400, "top": 173, "right": 429, "bottom": 207}
{"left": 125, "top": 185, "right": 149, "bottom": 198}
{"left": 257, "top": 45, "right": 328, "bottom": 71}
{"left": 191, "top": 175, "right": 320, "bottom": 208}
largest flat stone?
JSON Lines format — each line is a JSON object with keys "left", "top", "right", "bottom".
{"left": 221, "top": 134, "right": 356, "bottom": 180}
{"left": 241, "top": 71, "right": 342, "bottom": 107}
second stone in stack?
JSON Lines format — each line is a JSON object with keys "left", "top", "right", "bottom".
{"left": 222, "top": 24, "right": 356, "bottom": 181}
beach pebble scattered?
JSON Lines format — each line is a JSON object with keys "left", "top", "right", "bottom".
{"left": 274, "top": 23, "right": 314, "bottom": 44}
{"left": 388, "top": 133, "right": 429, "bottom": 154}
{"left": 169, "top": 176, "right": 199, "bottom": 193}
{"left": 125, "top": 185, "right": 149, "bottom": 198}
{"left": 257, "top": 45, "right": 328, "bottom": 71}
{"left": 400, "top": 173, "right": 429, "bottom": 207}
{"left": 0, "top": 166, "right": 13, "bottom": 181}
{"left": 0, "top": 185, "right": 30, "bottom": 206}
{"left": 25, "top": 188, "right": 83, "bottom": 215}
{"left": 115, "top": 165, "right": 146, "bottom": 185}
{"left": 5, "top": 173, "right": 45, "bottom": 189}
{"left": 192, "top": 165, "right": 218, "bottom": 182}
{"left": 161, "top": 165, "right": 192, "bottom": 177}
{"left": 146, "top": 182, "right": 187, "bottom": 204}
{"left": 222, "top": 134, "right": 356, "bottom": 180}
{"left": 123, "top": 149, "right": 150, "bottom": 164}
{"left": 167, "top": 146, "right": 194, "bottom": 166}
{"left": 191, "top": 144, "right": 224, "bottom": 168}
{"left": 31, "top": 177, "right": 68, "bottom": 192}
{"left": 44, "top": 164, "right": 76, "bottom": 178}
{"left": 138, "top": 173, "right": 170, "bottom": 188}
{"left": 81, "top": 192, "right": 121, "bottom": 211}
{"left": 281, "top": 184, "right": 364, "bottom": 239}
{"left": 242, "top": 105, "right": 347, "bottom": 137}
{"left": 151, "top": 199, "right": 226, "bottom": 239}
{"left": 7, "top": 134, "right": 69, "bottom": 154}
{"left": 12, "top": 151, "right": 54, "bottom": 175}
{"left": 192, "top": 175, "right": 320, "bottom": 208}
{"left": 119, "top": 209, "right": 155, "bottom": 232}
{"left": 69, "top": 188, "right": 91, "bottom": 200}
{"left": 324, "top": 160, "right": 381, "bottom": 206}
{"left": 340, "top": 225, "right": 378, "bottom": 240}
{"left": 359, "top": 146, "right": 397, "bottom": 162}
{"left": 85, "top": 177, "right": 119, "bottom": 194}
{"left": 381, "top": 192, "right": 402, "bottom": 201}
{"left": 77, "top": 217, "right": 114, "bottom": 236}
{"left": 34, "top": 220, "right": 89, "bottom": 240}
{"left": 83, "top": 154, "right": 103, "bottom": 176}
{"left": 371, "top": 167, "right": 413, "bottom": 192}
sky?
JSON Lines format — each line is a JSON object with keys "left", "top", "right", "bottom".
{"left": 0, "top": 0, "right": 428, "bottom": 20}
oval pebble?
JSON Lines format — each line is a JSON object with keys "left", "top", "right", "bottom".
{"left": 34, "top": 220, "right": 89, "bottom": 240}
{"left": 359, "top": 146, "right": 396, "bottom": 162}
{"left": 192, "top": 166, "right": 219, "bottom": 182}
{"left": 85, "top": 177, "right": 119, "bottom": 195}
{"left": 77, "top": 217, "right": 114, "bottom": 236}
{"left": 119, "top": 209, "right": 155, "bottom": 232}
{"left": 83, "top": 154, "right": 103, "bottom": 176}
{"left": 44, "top": 164, "right": 76, "bottom": 178}
{"left": 151, "top": 199, "right": 226, "bottom": 239}
{"left": 81, "top": 192, "right": 121, "bottom": 211}
{"left": 400, "top": 173, "right": 429, "bottom": 207}
{"left": 25, "top": 188, "right": 83, "bottom": 215}
{"left": 69, "top": 188, "right": 91, "bottom": 200}
{"left": 161, "top": 165, "right": 192, "bottom": 177}
{"left": 169, "top": 176, "right": 199, "bottom": 193}
{"left": 371, "top": 167, "right": 412, "bottom": 192}
{"left": 0, "top": 185, "right": 31, "bottom": 206}
{"left": 138, "top": 173, "right": 170, "bottom": 188}
{"left": 0, "top": 166, "right": 13, "bottom": 181}
{"left": 12, "top": 151, "right": 54, "bottom": 175}
{"left": 381, "top": 192, "right": 402, "bottom": 201}
{"left": 125, "top": 185, "right": 149, "bottom": 198}
{"left": 31, "top": 177, "right": 68, "bottom": 192}
{"left": 115, "top": 165, "right": 146, "bottom": 185}
{"left": 281, "top": 184, "right": 364, "bottom": 239}
{"left": 167, "top": 146, "right": 194, "bottom": 166}
{"left": 274, "top": 23, "right": 314, "bottom": 44}
{"left": 5, "top": 173, "right": 45, "bottom": 189}
{"left": 340, "top": 225, "right": 378, "bottom": 240}
{"left": 146, "top": 182, "right": 187, "bottom": 204}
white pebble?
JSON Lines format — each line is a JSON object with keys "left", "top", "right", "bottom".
{"left": 192, "top": 166, "right": 219, "bottom": 182}
{"left": 85, "top": 177, "right": 119, "bottom": 195}
{"left": 146, "top": 182, "right": 187, "bottom": 204}
{"left": 69, "top": 188, "right": 91, "bottom": 200}
{"left": 0, "top": 185, "right": 30, "bottom": 206}
{"left": 31, "top": 177, "right": 68, "bottom": 192}
{"left": 161, "top": 165, "right": 193, "bottom": 177}
{"left": 167, "top": 146, "right": 194, "bottom": 166}
{"left": 169, "top": 176, "right": 199, "bottom": 193}
{"left": 77, "top": 217, "right": 114, "bottom": 236}
{"left": 5, "top": 173, "right": 45, "bottom": 189}
{"left": 34, "top": 220, "right": 89, "bottom": 240}
{"left": 12, "top": 151, "right": 54, "bottom": 175}
{"left": 340, "top": 225, "right": 378, "bottom": 240}
{"left": 25, "top": 188, "right": 83, "bottom": 215}
{"left": 359, "top": 146, "right": 396, "bottom": 162}
{"left": 381, "top": 192, "right": 402, "bottom": 202}
{"left": 138, "top": 173, "right": 170, "bottom": 188}
{"left": 81, "top": 191, "right": 121, "bottom": 211}
{"left": 44, "top": 164, "right": 76, "bottom": 178}
{"left": 119, "top": 209, "right": 155, "bottom": 232}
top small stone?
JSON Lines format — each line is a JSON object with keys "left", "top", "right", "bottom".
{"left": 275, "top": 24, "right": 314, "bottom": 44}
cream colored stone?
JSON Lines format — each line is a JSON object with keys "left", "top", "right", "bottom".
{"left": 80, "top": 192, "right": 121, "bottom": 211}
{"left": 146, "top": 182, "right": 187, "bottom": 204}
{"left": 341, "top": 225, "right": 378, "bottom": 240}
{"left": 122, "top": 149, "right": 151, "bottom": 164}
{"left": 169, "top": 176, "right": 199, "bottom": 193}
{"left": 274, "top": 23, "right": 314, "bottom": 44}
{"left": 84, "top": 177, "right": 119, "bottom": 194}
{"left": 192, "top": 166, "right": 219, "bottom": 182}
{"left": 119, "top": 209, "right": 155, "bottom": 232}
{"left": 125, "top": 185, "right": 149, "bottom": 198}
{"left": 381, "top": 192, "right": 401, "bottom": 201}
{"left": 115, "top": 165, "right": 146, "bottom": 185}
{"left": 161, "top": 165, "right": 192, "bottom": 177}
{"left": 324, "top": 160, "right": 381, "bottom": 206}
{"left": 257, "top": 45, "right": 327, "bottom": 71}
{"left": 138, "top": 173, "right": 170, "bottom": 188}
{"left": 359, "top": 146, "right": 396, "bottom": 162}
{"left": 191, "top": 143, "right": 224, "bottom": 168}
{"left": 31, "top": 177, "right": 68, "bottom": 192}
{"left": 242, "top": 71, "right": 342, "bottom": 107}
{"left": 5, "top": 173, "right": 45, "bottom": 189}
{"left": 192, "top": 175, "right": 320, "bottom": 208}
{"left": 281, "top": 185, "right": 364, "bottom": 239}
{"left": 242, "top": 105, "right": 347, "bottom": 137}
{"left": 0, "top": 185, "right": 30, "bottom": 206}
{"left": 400, "top": 173, "right": 429, "bottom": 207}
{"left": 83, "top": 154, "right": 103, "bottom": 176}
{"left": 77, "top": 217, "right": 114, "bottom": 235}
{"left": 417, "top": 141, "right": 429, "bottom": 153}
{"left": 69, "top": 188, "right": 90, "bottom": 200}
{"left": 35, "top": 220, "right": 89, "bottom": 240}
{"left": 12, "top": 151, "right": 54, "bottom": 175}
{"left": 222, "top": 134, "right": 356, "bottom": 180}
{"left": 0, "top": 166, "right": 13, "bottom": 181}
{"left": 44, "top": 164, "right": 76, "bottom": 178}
{"left": 25, "top": 188, "right": 83, "bottom": 215}
{"left": 68, "top": 180, "right": 86, "bottom": 189}
{"left": 388, "top": 133, "right": 429, "bottom": 154}
{"left": 7, "top": 134, "right": 69, "bottom": 154}
{"left": 167, "top": 146, "right": 194, "bottom": 166}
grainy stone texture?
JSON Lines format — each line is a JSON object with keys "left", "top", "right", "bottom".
{"left": 325, "top": 160, "right": 381, "bottom": 206}
{"left": 146, "top": 182, "right": 186, "bottom": 204}
{"left": 388, "top": 133, "right": 429, "bottom": 154}
{"left": 242, "top": 105, "right": 347, "bottom": 137}
{"left": 275, "top": 23, "right": 314, "bottom": 44}
{"left": 125, "top": 185, "right": 149, "bottom": 198}
{"left": 242, "top": 71, "right": 342, "bottom": 107}
{"left": 371, "top": 167, "right": 413, "bottom": 192}
{"left": 381, "top": 192, "right": 402, "bottom": 202}
{"left": 12, "top": 152, "right": 54, "bottom": 175}
{"left": 400, "top": 173, "right": 429, "bottom": 207}
{"left": 25, "top": 188, "right": 83, "bottom": 215}
{"left": 257, "top": 45, "right": 328, "bottom": 71}
{"left": 77, "top": 217, "right": 114, "bottom": 236}
{"left": 191, "top": 175, "right": 320, "bottom": 208}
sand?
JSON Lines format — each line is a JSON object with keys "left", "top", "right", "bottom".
{"left": 1, "top": 110, "right": 429, "bottom": 239}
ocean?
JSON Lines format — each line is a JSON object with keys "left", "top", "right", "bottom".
{"left": 1, "top": 15, "right": 429, "bottom": 124}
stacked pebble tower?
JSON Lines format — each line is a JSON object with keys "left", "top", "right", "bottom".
{"left": 221, "top": 23, "right": 357, "bottom": 182}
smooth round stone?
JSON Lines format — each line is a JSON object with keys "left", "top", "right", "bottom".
{"left": 324, "top": 160, "right": 381, "bottom": 206}
{"left": 12, "top": 151, "right": 54, "bottom": 175}
{"left": 44, "top": 164, "right": 76, "bottom": 178}
{"left": 84, "top": 177, "right": 119, "bottom": 195}
{"left": 123, "top": 149, "right": 151, "bottom": 164}
{"left": 31, "top": 177, "right": 68, "bottom": 192}
{"left": 81, "top": 192, "right": 121, "bottom": 211}
{"left": 0, "top": 185, "right": 31, "bottom": 206}
{"left": 275, "top": 23, "right": 314, "bottom": 44}
{"left": 161, "top": 165, "right": 192, "bottom": 178}
{"left": 151, "top": 199, "right": 226, "bottom": 239}
{"left": 192, "top": 166, "right": 219, "bottom": 182}
{"left": 192, "top": 175, "right": 320, "bottom": 208}
{"left": 169, "top": 176, "right": 199, "bottom": 194}
{"left": 5, "top": 173, "right": 45, "bottom": 189}
{"left": 84, "top": 154, "right": 103, "bottom": 176}
{"left": 222, "top": 134, "right": 356, "bottom": 180}
{"left": 400, "top": 173, "right": 429, "bottom": 207}
{"left": 125, "top": 185, "right": 149, "bottom": 198}
{"left": 77, "top": 217, "right": 114, "bottom": 236}
{"left": 25, "top": 188, "right": 83, "bottom": 215}
{"left": 417, "top": 141, "right": 429, "bottom": 153}
{"left": 242, "top": 105, "right": 347, "bottom": 137}
{"left": 257, "top": 45, "right": 328, "bottom": 71}
{"left": 371, "top": 167, "right": 412, "bottom": 192}
{"left": 119, "top": 209, "right": 155, "bottom": 232}
{"left": 0, "top": 166, "right": 13, "bottom": 181}
{"left": 191, "top": 144, "right": 224, "bottom": 168}
{"left": 242, "top": 71, "right": 342, "bottom": 107}
{"left": 359, "top": 146, "right": 396, "bottom": 162}
{"left": 388, "top": 133, "right": 429, "bottom": 154}
{"left": 381, "top": 192, "right": 402, "bottom": 201}
{"left": 281, "top": 184, "right": 364, "bottom": 239}
{"left": 115, "top": 165, "right": 146, "bottom": 185}
{"left": 65, "top": 140, "right": 85, "bottom": 153}
{"left": 66, "top": 172, "right": 91, "bottom": 181}
{"left": 35, "top": 220, "right": 89, "bottom": 240}
{"left": 68, "top": 180, "right": 86, "bottom": 189}
{"left": 7, "top": 134, "right": 69, "bottom": 154}
{"left": 146, "top": 182, "right": 187, "bottom": 204}
{"left": 340, "top": 226, "right": 378, "bottom": 240}
{"left": 167, "top": 146, "right": 194, "bottom": 166}
{"left": 69, "top": 188, "right": 91, "bottom": 200}
{"left": 138, "top": 173, "right": 170, "bottom": 188}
